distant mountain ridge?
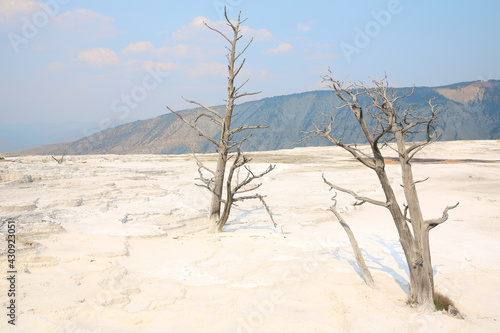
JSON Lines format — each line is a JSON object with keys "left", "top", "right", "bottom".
{"left": 6, "top": 80, "right": 500, "bottom": 156}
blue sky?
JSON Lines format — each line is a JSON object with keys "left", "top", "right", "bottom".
{"left": 1, "top": 0, "right": 499, "bottom": 126}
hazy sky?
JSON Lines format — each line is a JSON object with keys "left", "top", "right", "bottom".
{"left": 1, "top": 0, "right": 499, "bottom": 125}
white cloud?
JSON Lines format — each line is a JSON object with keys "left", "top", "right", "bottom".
{"left": 159, "top": 44, "right": 191, "bottom": 56}
{"left": 0, "top": 0, "right": 61, "bottom": 31}
{"left": 297, "top": 23, "right": 311, "bottom": 32}
{"left": 75, "top": 47, "right": 122, "bottom": 68}
{"left": 122, "top": 41, "right": 155, "bottom": 54}
{"left": 0, "top": 0, "right": 40, "bottom": 23}
{"left": 263, "top": 43, "right": 294, "bottom": 55}
{"left": 123, "top": 59, "right": 225, "bottom": 78}
{"left": 54, "top": 9, "right": 119, "bottom": 40}
{"left": 171, "top": 16, "right": 220, "bottom": 42}
{"left": 240, "top": 26, "right": 274, "bottom": 42}
{"left": 188, "top": 62, "right": 226, "bottom": 77}
{"left": 1, "top": 5, "right": 118, "bottom": 52}
{"left": 297, "top": 20, "right": 316, "bottom": 32}
{"left": 121, "top": 41, "right": 192, "bottom": 57}
{"left": 73, "top": 45, "right": 227, "bottom": 78}
{"left": 125, "top": 60, "right": 181, "bottom": 72}
{"left": 171, "top": 16, "right": 274, "bottom": 43}
{"left": 238, "top": 67, "right": 272, "bottom": 80}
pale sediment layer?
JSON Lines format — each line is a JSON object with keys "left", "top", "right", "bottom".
{"left": 0, "top": 140, "right": 499, "bottom": 332}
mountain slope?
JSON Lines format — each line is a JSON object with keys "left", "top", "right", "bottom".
{"left": 7, "top": 80, "right": 500, "bottom": 156}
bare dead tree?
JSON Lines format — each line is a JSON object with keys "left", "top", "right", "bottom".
{"left": 310, "top": 70, "right": 458, "bottom": 308}
{"left": 167, "top": 9, "right": 275, "bottom": 233}
{"left": 51, "top": 150, "right": 66, "bottom": 164}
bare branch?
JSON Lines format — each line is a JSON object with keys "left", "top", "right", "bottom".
{"left": 347, "top": 144, "right": 373, "bottom": 161}
{"left": 191, "top": 150, "right": 215, "bottom": 175}
{"left": 234, "top": 183, "right": 263, "bottom": 194}
{"left": 403, "top": 204, "right": 412, "bottom": 223}
{"left": 51, "top": 149, "right": 66, "bottom": 164}
{"left": 234, "top": 78, "right": 250, "bottom": 95}
{"left": 233, "top": 164, "right": 275, "bottom": 195}
{"left": 405, "top": 98, "right": 441, "bottom": 161}
{"left": 235, "top": 38, "right": 253, "bottom": 62}
{"left": 229, "top": 124, "right": 269, "bottom": 136}
{"left": 218, "top": 133, "right": 275, "bottom": 231}
{"left": 193, "top": 157, "right": 215, "bottom": 192}
{"left": 234, "top": 91, "right": 262, "bottom": 100}
{"left": 182, "top": 97, "right": 223, "bottom": 120}
{"left": 167, "top": 107, "right": 219, "bottom": 147}
{"left": 194, "top": 113, "right": 223, "bottom": 126}
{"left": 329, "top": 193, "right": 375, "bottom": 287}
{"left": 224, "top": 8, "right": 240, "bottom": 32}
{"left": 256, "top": 194, "right": 277, "bottom": 228}
{"left": 321, "top": 71, "right": 379, "bottom": 145}
{"left": 203, "top": 21, "right": 231, "bottom": 44}
{"left": 413, "top": 177, "right": 429, "bottom": 187}
{"left": 233, "top": 57, "right": 246, "bottom": 79}
{"left": 229, "top": 193, "right": 278, "bottom": 230}
{"left": 425, "top": 202, "right": 459, "bottom": 229}
{"left": 401, "top": 176, "right": 430, "bottom": 189}
{"left": 322, "top": 174, "right": 387, "bottom": 207}
{"left": 314, "top": 114, "right": 377, "bottom": 170}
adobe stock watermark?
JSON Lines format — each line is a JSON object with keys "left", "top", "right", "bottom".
{"left": 7, "top": 0, "right": 71, "bottom": 53}
{"left": 340, "top": 0, "right": 404, "bottom": 63}
{"left": 213, "top": 0, "right": 244, "bottom": 20}
{"left": 74, "top": 64, "right": 169, "bottom": 154}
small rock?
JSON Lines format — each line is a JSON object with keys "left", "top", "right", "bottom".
{"left": 448, "top": 305, "right": 463, "bottom": 318}
{"left": 120, "top": 213, "right": 129, "bottom": 224}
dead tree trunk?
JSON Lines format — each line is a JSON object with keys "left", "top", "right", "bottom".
{"left": 310, "top": 71, "right": 458, "bottom": 308}
{"left": 167, "top": 9, "right": 275, "bottom": 233}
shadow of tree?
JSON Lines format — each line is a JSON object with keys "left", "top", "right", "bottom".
{"left": 332, "top": 234, "right": 443, "bottom": 294}
{"left": 331, "top": 235, "right": 409, "bottom": 293}
{"left": 367, "top": 235, "right": 410, "bottom": 293}
{"left": 334, "top": 235, "right": 442, "bottom": 294}
{"left": 222, "top": 206, "right": 278, "bottom": 233}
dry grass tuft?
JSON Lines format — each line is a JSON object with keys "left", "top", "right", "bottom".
{"left": 433, "top": 291, "right": 455, "bottom": 312}
{"left": 406, "top": 291, "right": 461, "bottom": 317}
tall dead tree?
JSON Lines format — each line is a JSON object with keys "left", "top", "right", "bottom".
{"left": 167, "top": 9, "right": 275, "bottom": 233}
{"left": 311, "top": 70, "right": 458, "bottom": 308}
